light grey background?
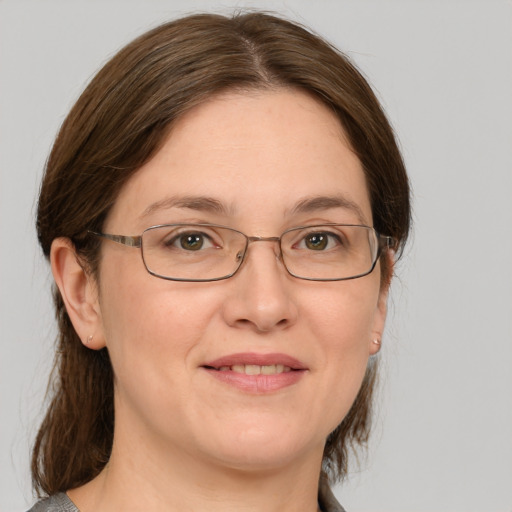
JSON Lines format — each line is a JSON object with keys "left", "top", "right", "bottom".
{"left": 1, "top": 1, "right": 511, "bottom": 511}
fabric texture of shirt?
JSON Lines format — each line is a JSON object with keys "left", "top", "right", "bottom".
{"left": 28, "top": 493, "right": 79, "bottom": 512}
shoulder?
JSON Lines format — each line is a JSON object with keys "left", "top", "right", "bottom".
{"left": 27, "top": 493, "right": 79, "bottom": 512}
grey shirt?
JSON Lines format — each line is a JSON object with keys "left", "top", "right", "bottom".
{"left": 28, "top": 487, "right": 346, "bottom": 511}
{"left": 28, "top": 493, "right": 78, "bottom": 512}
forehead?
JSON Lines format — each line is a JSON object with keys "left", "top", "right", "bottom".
{"left": 105, "top": 89, "right": 372, "bottom": 231}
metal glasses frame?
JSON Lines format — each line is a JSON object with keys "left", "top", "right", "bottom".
{"left": 89, "top": 223, "right": 395, "bottom": 282}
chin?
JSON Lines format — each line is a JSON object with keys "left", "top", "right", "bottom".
{"left": 197, "top": 421, "right": 324, "bottom": 472}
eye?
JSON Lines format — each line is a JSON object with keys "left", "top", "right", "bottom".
{"left": 299, "top": 231, "right": 341, "bottom": 251}
{"left": 166, "top": 231, "right": 216, "bottom": 251}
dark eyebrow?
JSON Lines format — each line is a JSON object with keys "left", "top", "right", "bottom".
{"left": 290, "top": 195, "right": 368, "bottom": 224}
{"left": 141, "top": 194, "right": 368, "bottom": 224}
{"left": 141, "top": 195, "right": 232, "bottom": 218}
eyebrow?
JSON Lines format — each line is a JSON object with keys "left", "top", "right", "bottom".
{"left": 290, "top": 195, "right": 368, "bottom": 224}
{"left": 141, "top": 195, "right": 232, "bottom": 218}
{"left": 140, "top": 193, "right": 368, "bottom": 224}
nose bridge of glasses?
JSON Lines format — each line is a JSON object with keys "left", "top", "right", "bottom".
{"left": 240, "top": 236, "right": 284, "bottom": 264}
{"left": 247, "top": 236, "right": 281, "bottom": 244}
{"left": 247, "top": 236, "right": 283, "bottom": 254}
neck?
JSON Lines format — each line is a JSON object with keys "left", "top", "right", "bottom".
{"left": 68, "top": 424, "right": 324, "bottom": 512}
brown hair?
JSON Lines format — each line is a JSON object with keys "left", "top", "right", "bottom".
{"left": 33, "top": 11, "right": 410, "bottom": 495}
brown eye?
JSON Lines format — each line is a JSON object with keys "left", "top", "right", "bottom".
{"left": 161, "top": 227, "right": 219, "bottom": 252}
{"left": 179, "top": 233, "right": 205, "bottom": 251}
{"left": 304, "top": 233, "right": 328, "bottom": 250}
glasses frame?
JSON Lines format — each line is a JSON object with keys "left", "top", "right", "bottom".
{"left": 89, "top": 223, "right": 395, "bottom": 282}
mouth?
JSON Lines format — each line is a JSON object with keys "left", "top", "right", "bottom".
{"left": 202, "top": 352, "right": 306, "bottom": 372}
{"left": 201, "top": 353, "right": 307, "bottom": 393}
{"left": 204, "top": 363, "right": 294, "bottom": 375}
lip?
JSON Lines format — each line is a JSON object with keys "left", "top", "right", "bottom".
{"left": 201, "top": 352, "right": 308, "bottom": 394}
{"left": 203, "top": 352, "right": 307, "bottom": 370}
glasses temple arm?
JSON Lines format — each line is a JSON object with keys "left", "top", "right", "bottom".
{"left": 88, "top": 231, "right": 142, "bottom": 248}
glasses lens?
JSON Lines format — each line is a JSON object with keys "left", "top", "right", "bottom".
{"left": 281, "top": 225, "right": 379, "bottom": 280}
{"left": 140, "top": 224, "right": 247, "bottom": 281}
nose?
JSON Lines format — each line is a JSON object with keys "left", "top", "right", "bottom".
{"left": 221, "top": 239, "right": 299, "bottom": 333}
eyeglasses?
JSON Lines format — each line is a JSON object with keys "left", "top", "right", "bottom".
{"left": 89, "top": 223, "right": 395, "bottom": 282}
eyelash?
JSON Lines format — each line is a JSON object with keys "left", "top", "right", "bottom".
{"left": 161, "top": 228, "right": 346, "bottom": 252}
{"left": 294, "top": 231, "right": 343, "bottom": 250}
{"left": 163, "top": 230, "right": 220, "bottom": 251}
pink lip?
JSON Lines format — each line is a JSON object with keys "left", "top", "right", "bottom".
{"left": 203, "top": 352, "right": 307, "bottom": 370}
{"left": 201, "top": 352, "right": 308, "bottom": 394}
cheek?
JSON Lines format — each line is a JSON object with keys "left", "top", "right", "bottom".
{"left": 96, "top": 266, "right": 223, "bottom": 428}
{"left": 97, "top": 254, "right": 219, "bottom": 374}
{"left": 305, "top": 279, "right": 380, "bottom": 426}
{"left": 319, "top": 296, "right": 374, "bottom": 387}
{"left": 309, "top": 276, "right": 381, "bottom": 350}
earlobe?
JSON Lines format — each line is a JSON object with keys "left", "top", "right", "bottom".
{"left": 50, "top": 238, "right": 105, "bottom": 350}
{"left": 369, "top": 251, "right": 394, "bottom": 356}
{"left": 369, "top": 295, "right": 387, "bottom": 356}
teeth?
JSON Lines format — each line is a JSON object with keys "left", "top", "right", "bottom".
{"left": 261, "top": 365, "right": 276, "bottom": 375}
{"left": 245, "top": 364, "right": 261, "bottom": 375}
{"left": 223, "top": 364, "right": 292, "bottom": 375}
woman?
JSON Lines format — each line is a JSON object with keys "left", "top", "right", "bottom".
{"left": 30, "top": 11, "right": 410, "bottom": 512}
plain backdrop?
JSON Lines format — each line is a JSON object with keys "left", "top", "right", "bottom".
{"left": 1, "top": 1, "right": 511, "bottom": 511}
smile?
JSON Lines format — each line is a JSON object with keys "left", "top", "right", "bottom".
{"left": 201, "top": 353, "right": 307, "bottom": 393}
{"left": 215, "top": 364, "right": 292, "bottom": 375}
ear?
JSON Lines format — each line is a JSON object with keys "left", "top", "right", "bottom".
{"left": 369, "top": 251, "right": 394, "bottom": 356}
{"left": 50, "top": 237, "right": 106, "bottom": 350}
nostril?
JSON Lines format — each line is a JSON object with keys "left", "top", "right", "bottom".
{"left": 234, "top": 318, "right": 254, "bottom": 329}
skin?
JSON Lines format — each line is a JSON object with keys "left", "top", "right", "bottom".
{"left": 52, "top": 89, "right": 390, "bottom": 512}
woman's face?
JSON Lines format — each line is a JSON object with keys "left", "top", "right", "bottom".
{"left": 93, "top": 89, "right": 388, "bottom": 473}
